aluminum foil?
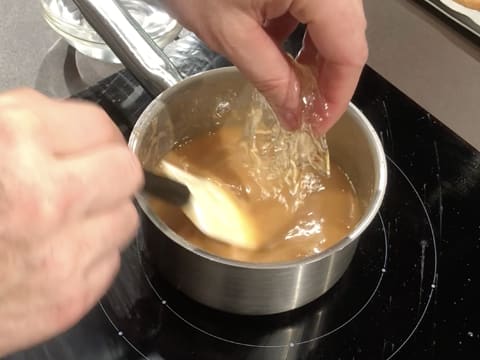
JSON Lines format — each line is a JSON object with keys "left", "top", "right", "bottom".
{"left": 162, "top": 30, "right": 230, "bottom": 78}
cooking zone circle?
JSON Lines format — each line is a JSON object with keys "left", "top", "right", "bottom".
{"left": 100, "top": 157, "right": 438, "bottom": 358}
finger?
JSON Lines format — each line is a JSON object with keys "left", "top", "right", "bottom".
{"left": 315, "top": 58, "right": 363, "bottom": 134}
{"left": 1, "top": 89, "right": 125, "bottom": 154}
{"left": 297, "top": 33, "right": 335, "bottom": 135}
{"left": 36, "top": 97, "right": 125, "bottom": 155}
{"left": 73, "top": 201, "right": 139, "bottom": 265}
{"left": 55, "top": 145, "right": 143, "bottom": 216}
{"left": 84, "top": 251, "right": 121, "bottom": 302}
{"left": 17, "top": 202, "right": 137, "bottom": 300}
{"left": 217, "top": 14, "right": 301, "bottom": 130}
{"left": 291, "top": 0, "right": 368, "bottom": 128}
{"left": 264, "top": 13, "right": 299, "bottom": 46}
{"left": 1, "top": 243, "right": 123, "bottom": 354}
{"left": 51, "top": 251, "right": 121, "bottom": 336}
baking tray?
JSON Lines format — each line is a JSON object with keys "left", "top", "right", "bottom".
{"left": 422, "top": 0, "right": 480, "bottom": 37}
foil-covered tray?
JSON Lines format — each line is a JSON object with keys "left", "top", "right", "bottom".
{"left": 422, "top": 0, "right": 480, "bottom": 37}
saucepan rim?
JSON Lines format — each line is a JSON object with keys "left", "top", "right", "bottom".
{"left": 129, "top": 66, "right": 388, "bottom": 271}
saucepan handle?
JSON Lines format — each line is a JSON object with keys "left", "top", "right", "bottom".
{"left": 73, "top": 0, "right": 183, "bottom": 96}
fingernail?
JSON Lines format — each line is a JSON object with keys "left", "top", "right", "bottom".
{"left": 279, "top": 110, "right": 300, "bottom": 131}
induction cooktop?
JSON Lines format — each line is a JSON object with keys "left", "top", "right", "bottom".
{"left": 6, "top": 31, "right": 480, "bottom": 360}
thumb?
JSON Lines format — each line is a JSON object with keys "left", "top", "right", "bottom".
{"left": 218, "top": 15, "right": 300, "bottom": 130}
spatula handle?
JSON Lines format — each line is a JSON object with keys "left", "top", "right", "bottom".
{"left": 143, "top": 169, "right": 190, "bottom": 207}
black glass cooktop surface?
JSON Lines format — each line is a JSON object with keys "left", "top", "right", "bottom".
{"left": 6, "top": 33, "right": 479, "bottom": 360}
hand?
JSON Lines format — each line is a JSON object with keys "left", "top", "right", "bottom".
{"left": 164, "top": 0, "right": 368, "bottom": 134}
{"left": 0, "top": 89, "right": 143, "bottom": 356}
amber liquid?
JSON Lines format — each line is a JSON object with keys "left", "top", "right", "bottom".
{"left": 148, "top": 126, "right": 361, "bottom": 263}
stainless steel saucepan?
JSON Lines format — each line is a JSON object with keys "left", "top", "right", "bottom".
{"left": 74, "top": 0, "right": 388, "bottom": 315}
